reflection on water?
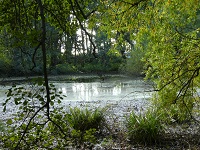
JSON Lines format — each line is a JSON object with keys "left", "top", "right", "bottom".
{"left": 55, "top": 78, "right": 153, "bottom": 101}
{"left": 0, "top": 78, "right": 154, "bottom": 119}
{"left": 0, "top": 78, "right": 153, "bottom": 103}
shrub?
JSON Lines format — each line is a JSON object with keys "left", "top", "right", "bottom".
{"left": 80, "top": 62, "right": 108, "bottom": 73}
{"left": 53, "top": 63, "right": 77, "bottom": 74}
{"left": 126, "top": 109, "right": 163, "bottom": 145}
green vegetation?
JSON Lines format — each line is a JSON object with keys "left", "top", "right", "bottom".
{"left": 126, "top": 109, "right": 163, "bottom": 144}
{"left": 0, "top": 120, "right": 5, "bottom": 132}
{"left": 66, "top": 107, "right": 107, "bottom": 148}
{"left": 0, "top": 106, "right": 108, "bottom": 149}
{"left": 0, "top": 0, "right": 200, "bottom": 149}
{"left": 67, "top": 107, "right": 106, "bottom": 132}
{"left": 120, "top": 48, "right": 145, "bottom": 76}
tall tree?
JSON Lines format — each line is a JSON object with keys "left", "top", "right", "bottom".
{"left": 97, "top": 0, "right": 200, "bottom": 121}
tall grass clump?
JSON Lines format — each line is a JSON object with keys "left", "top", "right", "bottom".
{"left": 126, "top": 109, "right": 163, "bottom": 145}
{"left": 66, "top": 107, "right": 108, "bottom": 148}
{"left": 67, "top": 107, "right": 106, "bottom": 131}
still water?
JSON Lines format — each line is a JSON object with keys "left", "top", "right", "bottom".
{"left": 0, "top": 77, "right": 154, "bottom": 117}
{"left": 54, "top": 77, "right": 153, "bottom": 102}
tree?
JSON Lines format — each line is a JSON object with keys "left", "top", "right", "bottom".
{"left": 1, "top": 0, "right": 200, "bottom": 148}
{"left": 96, "top": 0, "right": 200, "bottom": 121}
{"left": 0, "top": 0, "right": 100, "bottom": 148}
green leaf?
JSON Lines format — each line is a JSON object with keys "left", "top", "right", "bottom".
{"left": 23, "top": 100, "right": 28, "bottom": 105}
{"left": 6, "top": 119, "right": 13, "bottom": 125}
{"left": 50, "top": 83, "right": 55, "bottom": 87}
{"left": 51, "top": 95, "right": 55, "bottom": 100}
{"left": 50, "top": 101, "right": 54, "bottom": 106}
{"left": 3, "top": 106, "right": 6, "bottom": 112}
{"left": 57, "top": 99, "right": 61, "bottom": 104}
{"left": 39, "top": 97, "right": 44, "bottom": 102}
{"left": 10, "top": 136, "right": 15, "bottom": 141}
{"left": 28, "top": 93, "right": 32, "bottom": 98}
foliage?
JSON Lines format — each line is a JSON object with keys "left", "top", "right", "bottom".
{"left": 126, "top": 109, "right": 163, "bottom": 145}
{"left": 65, "top": 107, "right": 108, "bottom": 148}
{"left": 1, "top": 0, "right": 200, "bottom": 149}
{"left": 0, "top": 119, "right": 6, "bottom": 132}
{"left": 98, "top": 0, "right": 200, "bottom": 122}
{"left": 67, "top": 107, "right": 106, "bottom": 131}
{"left": 1, "top": 95, "right": 108, "bottom": 149}
{"left": 0, "top": 0, "right": 124, "bottom": 77}
{"left": 1, "top": 78, "right": 67, "bottom": 149}
{"left": 0, "top": 44, "right": 12, "bottom": 76}
{"left": 151, "top": 90, "right": 196, "bottom": 123}
{"left": 106, "top": 49, "right": 123, "bottom": 71}
{"left": 70, "top": 128, "right": 97, "bottom": 148}
{"left": 120, "top": 48, "right": 145, "bottom": 76}
{"left": 141, "top": 0, "right": 200, "bottom": 122}
{"left": 52, "top": 63, "right": 77, "bottom": 74}
{"left": 81, "top": 63, "right": 105, "bottom": 72}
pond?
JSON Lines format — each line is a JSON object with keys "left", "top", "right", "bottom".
{"left": 54, "top": 77, "right": 153, "bottom": 101}
{"left": 0, "top": 75, "right": 154, "bottom": 119}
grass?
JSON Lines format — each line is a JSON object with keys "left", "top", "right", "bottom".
{"left": 65, "top": 107, "right": 108, "bottom": 148}
{"left": 126, "top": 109, "right": 163, "bottom": 145}
{"left": 1, "top": 105, "right": 199, "bottom": 149}
{"left": 66, "top": 107, "right": 106, "bottom": 132}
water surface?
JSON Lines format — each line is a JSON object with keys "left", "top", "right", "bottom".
{"left": 54, "top": 77, "right": 153, "bottom": 102}
{"left": 0, "top": 77, "right": 154, "bottom": 119}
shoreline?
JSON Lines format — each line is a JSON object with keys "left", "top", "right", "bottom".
{"left": 0, "top": 74, "right": 137, "bottom": 85}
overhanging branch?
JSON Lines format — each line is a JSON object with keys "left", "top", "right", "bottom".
{"left": 74, "top": 0, "right": 97, "bottom": 19}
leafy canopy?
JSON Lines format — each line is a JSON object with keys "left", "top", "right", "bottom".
{"left": 97, "top": 0, "right": 200, "bottom": 121}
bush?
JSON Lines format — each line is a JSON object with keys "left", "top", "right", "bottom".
{"left": 52, "top": 63, "right": 77, "bottom": 74}
{"left": 126, "top": 109, "right": 163, "bottom": 145}
{"left": 0, "top": 51, "right": 12, "bottom": 76}
{"left": 80, "top": 63, "right": 107, "bottom": 72}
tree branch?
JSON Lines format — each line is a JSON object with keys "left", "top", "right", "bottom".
{"left": 175, "top": 26, "right": 200, "bottom": 41}
{"left": 43, "top": 6, "right": 66, "bottom": 32}
{"left": 74, "top": 0, "right": 97, "bottom": 19}
{"left": 69, "top": 0, "right": 97, "bottom": 58}
{"left": 121, "top": 0, "right": 148, "bottom": 6}
{"left": 14, "top": 104, "right": 46, "bottom": 149}
{"left": 31, "top": 41, "right": 42, "bottom": 70}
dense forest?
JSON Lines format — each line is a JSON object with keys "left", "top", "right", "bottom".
{"left": 0, "top": 0, "right": 200, "bottom": 149}
{"left": 0, "top": 0, "right": 136, "bottom": 77}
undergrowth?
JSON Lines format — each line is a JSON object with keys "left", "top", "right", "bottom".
{"left": 126, "top": 109, "right": 164, "bottom": 145}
